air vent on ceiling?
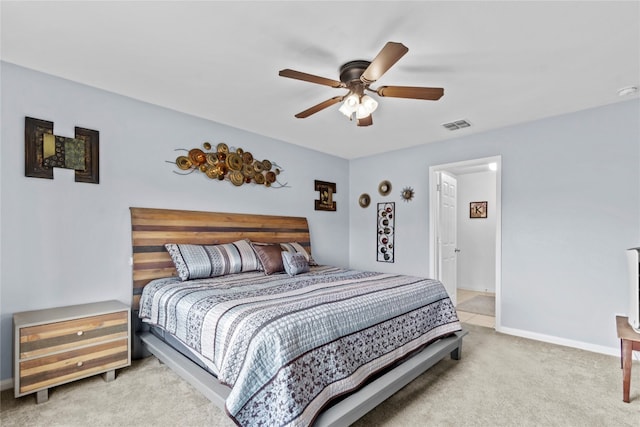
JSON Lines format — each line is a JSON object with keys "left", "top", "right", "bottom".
{"left": 442, "top": 119, "right": 471, "bottom": 131}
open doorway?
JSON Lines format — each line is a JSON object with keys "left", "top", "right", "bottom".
{"left": 429, "top": 156, "right": 502, "bottom": 330}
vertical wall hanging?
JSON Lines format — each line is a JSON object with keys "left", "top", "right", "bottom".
{"left": 25, "top": 117, "right": 99, "bottom": 183}
{"left": 377, "top": 202, "right": 395, "bottom": 262}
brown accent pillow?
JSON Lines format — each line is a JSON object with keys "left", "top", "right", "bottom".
{"left": 251, "top": 243, "right": 284, "bottom": 275}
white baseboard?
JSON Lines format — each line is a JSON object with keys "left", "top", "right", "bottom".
{"left": 497, "top": 325, "right": 619, "bottom": 357}
{"left": 458, "top": 286, "right": 496, "bottom": 294}
{"left": 1, "top": 377, "right": 13, "bottom": 392}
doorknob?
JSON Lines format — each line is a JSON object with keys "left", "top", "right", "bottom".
{"left": 454, "top": 248, "right": 461, "bottom": 253}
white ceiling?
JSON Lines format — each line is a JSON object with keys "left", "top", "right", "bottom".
{"left": 2, "top": 1, "right": 639, "bottom": 160}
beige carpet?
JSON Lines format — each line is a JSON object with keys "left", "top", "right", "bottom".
{"left": 457, "top": 295, "right": 495, "bottom": 317}
{"left": 2, "top": 323, "right": 639, "bottom": 426}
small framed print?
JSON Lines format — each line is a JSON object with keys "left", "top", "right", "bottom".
{"left": 314, "top": 180, "right": 336, "bottom": 211}
{"left": 470, "top": 201, "right": 487, "bottom": 218}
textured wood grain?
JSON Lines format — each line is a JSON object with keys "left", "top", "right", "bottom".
{"left": 14, "top": 301, "right": 131, "bottom": 400}
{"left": 20, "top": 312, "right": 128, "bottom": 359}
{"left": 19, "top": 339, "right": 129, "bottom": 393}
{"left": 130, "top": 207, "right": 312, "bottom": 310}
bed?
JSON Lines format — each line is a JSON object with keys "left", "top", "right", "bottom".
{"left": 130, "top": 207, "right": 467, "bottom": 427}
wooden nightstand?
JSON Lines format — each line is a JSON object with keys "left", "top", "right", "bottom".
{"left": 13, "top": 300, "right": 131, "bottom": 403}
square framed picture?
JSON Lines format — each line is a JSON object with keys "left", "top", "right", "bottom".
{"left": 470, "top": 201, "right": 487, "bottom": 218}
{"left": 314, "top": 180, "right": 336, "bottom": 211}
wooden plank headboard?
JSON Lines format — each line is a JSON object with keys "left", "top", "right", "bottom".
{"left": 130, "top": 207, "right": 311, "bottom": 310}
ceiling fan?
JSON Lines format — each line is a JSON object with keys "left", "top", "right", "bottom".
{"left": 279, "top": 42, "right": 444, "bottom": 127}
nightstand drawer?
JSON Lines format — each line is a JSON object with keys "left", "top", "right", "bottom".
{"left": 19, "top": 338, "right": 129, "bottom": 394}
{"left": 20, "top": 311, "right": 128, "bottom": 359}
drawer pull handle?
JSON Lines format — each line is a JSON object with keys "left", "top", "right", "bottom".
{"left": 77, "top": 331, "right": 84, "bottom": 336}
{"left": 76, "top": 361, "right": 83, "bottom": 367}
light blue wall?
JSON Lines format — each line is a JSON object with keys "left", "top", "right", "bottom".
{"left": 0, "top": 62, "right": 350, "bottom": 381}
{"left": 2, "top": 60, "right": 639, "bottom": 383}
{"left": 350, "top": 99, "right": 640, "bottom": 350}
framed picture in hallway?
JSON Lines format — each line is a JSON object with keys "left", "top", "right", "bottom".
{"left": 470, "top": 201, "right": 487, "bottom": 218}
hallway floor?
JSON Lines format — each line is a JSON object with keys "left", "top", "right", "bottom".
{"left": 456, "top": 289, "right": 495, "bottom": 329}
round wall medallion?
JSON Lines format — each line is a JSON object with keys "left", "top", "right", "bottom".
{"left": 378, "top": 180, "right": 392, "bottom": 196}
{"left": 401, "top": 186, "right": 415, "bottom": 202}
{"left": 359, "top": 193, "right": 371, "bottom": 208}
{"left": 216, "top": 142, "right": 229, "bottom": 153}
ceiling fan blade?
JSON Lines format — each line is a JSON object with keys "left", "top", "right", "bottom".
{"left": 279, "top": 69, "right": 343, "bottom": 88}
{"left": 376, "top": 86, "right": 444, "bottom": 100}
{"left": 294, "top": 96, "right": 344, "bottom": 118}
{"left": 360, "top": 42, "right": 409, "bottom": 84}
{"left": 357, "top": 115, "right": 373, "bottom": 127}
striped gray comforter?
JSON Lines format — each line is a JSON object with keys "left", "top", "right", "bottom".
{"left": 139, "top": 266, "right": 461, "bottom": 426}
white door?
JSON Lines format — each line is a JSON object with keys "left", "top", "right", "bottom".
{"left": 437, "top": 171, "right": 458, "bottom": 305}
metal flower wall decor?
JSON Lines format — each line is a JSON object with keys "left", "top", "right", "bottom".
{"left": 401, "top": 186, "right": 415, "bottom": 202}
{"left": 170, "top": 142, "right": 287, "bottom": 188}
{"left": 377, "top": 202, "right": 395, "bottom": 263}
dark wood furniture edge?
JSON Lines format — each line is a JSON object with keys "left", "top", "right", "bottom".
{"left": 616, "top": 315, "right": 640, "bottom": 403}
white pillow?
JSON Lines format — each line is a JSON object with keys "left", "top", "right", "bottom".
{"left": 165, "top": 239, "right": 260, "bottom": 281}
{"left": 281, "top": 251, "right": 310, "bottom": 276}
{"left": 280, "top": 242, "right": 317, "bottom": 266}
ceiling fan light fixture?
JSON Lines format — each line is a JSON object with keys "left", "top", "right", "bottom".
{"left": 344, "top": 93, "right": 359, "bottom": 107}
{"left": 361, "top": 95, "right": 378, "bottom": 114}
{"left": 339, "top": 93, "right": 359, "bottom": 118}
{"left": 338, "top": 103, "right": 353, "bottom": 118}
{"left": 279, "top": 41, "right": 445, "bottom": 126}
{"left": 355, "top": 104, "right": 371, "bottom": 119}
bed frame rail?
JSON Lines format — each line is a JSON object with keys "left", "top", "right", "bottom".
{"left": 140, "top": 329, "right": 468, "bottom": 427}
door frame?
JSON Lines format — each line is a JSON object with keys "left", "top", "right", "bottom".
{"left": 429, "top": 155, "right": 502, "bottom": 330}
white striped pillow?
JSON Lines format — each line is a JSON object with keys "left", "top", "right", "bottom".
{"left": 165, "top": 239, "right": 261, "bottom": 281}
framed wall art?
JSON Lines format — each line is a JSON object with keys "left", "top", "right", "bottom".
{"left": 470, "top": 201, "right": 487, "bottom": 218}
{"left": 377, "top": 202, "right": 395, "bottom": 263}
{"left": 314, "top": 180, "right": 336, "bottom": 211}
{"left": 25, "top": 116, "right": 100, "bottom": 184}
